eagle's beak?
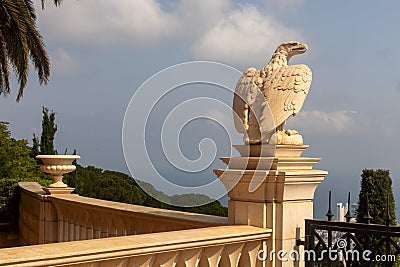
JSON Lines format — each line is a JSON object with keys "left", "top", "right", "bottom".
{"left": 291, "top": 43, "right": 308, "bottom": 54}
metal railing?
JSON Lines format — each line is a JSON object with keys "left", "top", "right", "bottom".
{"left": 301, "top": 192, "right": 400, "bottom": 266}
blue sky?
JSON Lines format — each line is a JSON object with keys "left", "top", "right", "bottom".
{"left": 1, "top": 0, "right": 399, "bottom": 219}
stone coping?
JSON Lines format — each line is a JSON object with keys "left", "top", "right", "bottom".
{"left": 0, "top": 226, "right": 271, "bottom": 266}
{"left": 51, "top": 194, "right": 228, "bottom": 226}
{"left": 18, "top": 182, "right": 47, "bottom": 199}
{"left": 19, "top": 182, "right": 227, "bottom": 226}
{"left": 214, "top": 169, "right": 328, "bottom": 179}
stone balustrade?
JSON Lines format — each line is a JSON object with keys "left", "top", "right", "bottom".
{"left": 16, "top": 141, "right": 327, "bottom": 266}
{"left": 18, "top": 182, "right": 227, "bottom": 245}
{"left": 0, "top": 225, "right": 271, "bottom": 267}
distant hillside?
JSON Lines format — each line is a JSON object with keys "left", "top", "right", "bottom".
{"left": 64, "top": 165, "right": 228, "bottom": 217}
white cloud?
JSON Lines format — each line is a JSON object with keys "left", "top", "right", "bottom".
{"left": 173, "top": 0, "right": 231, "bottom": 38}
{"left": 37, "top": 1, "right": 303, "bottom": 67}
{"left": 189, "top": 4, "right": 302, "bottom": 67}
{"left": 37, "top": 0, "right": 178, "bottom": 46}
{"left": 286, "top": 110, "right": 364, "bottom": 135}
{"left": 50, "top": 48, "right": 80, "bottom": 75}
{"left": 265, "top": 0, "right": 306, "bottom": 9}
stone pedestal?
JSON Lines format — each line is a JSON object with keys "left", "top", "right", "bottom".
{"left": 214, "top": 145, "right": 327, "bottom": 267}
{"left": 43, "top": 187, "right": 75, "bottom": 195}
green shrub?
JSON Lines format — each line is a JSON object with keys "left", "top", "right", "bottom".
{"left": 0, "top": 122, "right": 51, "bottom": 225}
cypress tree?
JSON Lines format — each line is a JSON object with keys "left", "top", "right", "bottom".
{"left": 31, "top": 133, "right": 40, "bottom": 158}
{"left": 353, "top": 169, "right": 399, "bottom": 267}
{"left": 356, "top": 169, "right": 397, "bottom": 225}
{"left": 38, "top": 106, "right": 57, "bottom": 155}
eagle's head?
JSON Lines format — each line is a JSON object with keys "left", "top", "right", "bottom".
{"left": 274, "top": 41, "right": 308, "bottom": 59}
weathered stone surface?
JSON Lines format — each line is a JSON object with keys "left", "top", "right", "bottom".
{"left": 17, "top": 182, "right": 228, "bottom": 245}
{"left": 36, "top": 155, "right": 80, "bottom": 190}
{"left": 215, "top": 144, "right": 327, "bottom": 267}
{"left": 233, "top": 42, "right": 312, "bottom": 145}
{"left": 0, "top": 225, "right": 271, "bottom": 267}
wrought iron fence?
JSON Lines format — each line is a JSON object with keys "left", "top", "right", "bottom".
{"left": 300, "top": 191, "right": 400, "bottom": 267}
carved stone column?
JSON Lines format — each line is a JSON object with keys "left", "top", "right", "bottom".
{"left": 214, "top": 144, "right": 327, "bottom": 267}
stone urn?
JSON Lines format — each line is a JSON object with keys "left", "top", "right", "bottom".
{"left": 36, "top": 155, "right": 80, "bottom": 194}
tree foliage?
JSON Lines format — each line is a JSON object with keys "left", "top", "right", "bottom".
{"left": 34, "top": 106, "right": 57, "bottom": 155}
{"left": 0, "top": 0, "right": 62, "bottom": 101}
{"left": 356, "top": 169, "right": 397, "bottom": 225}
{"left": 0, "top": 121, "right": 226, "bottom": 224}
{"left": 0, "top": 122, "right": 51, "bottom": 224}
{"left": 354, "top": 169, "right": 399, "bottom": 267}
{"left": 64, "top": 166, "right": 228, "bottom": 217}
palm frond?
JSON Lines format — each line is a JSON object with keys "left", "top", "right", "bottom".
{"left": 0, "top": 31, "right": 11, "bottom": 95}
{"left": 41, "top": 0, "right": 63, "bottom": 9}
{"left": 0, "top": 0, "right": 56, "bottom": 101}
{"left": 23, "top": 0, "right": 36, "bottom": 20}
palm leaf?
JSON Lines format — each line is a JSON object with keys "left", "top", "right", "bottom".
{"left": 0, "top": 0, "right": 61, "bottom": 101}
{"left": 41, "top": 0, "right": 63, "bottom": 9}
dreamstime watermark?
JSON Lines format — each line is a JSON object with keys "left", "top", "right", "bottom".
{"left": 257, "top": 239, "right": 397, "bottom": 263}
{"left": 122, "top": 61, "right": 276, "bottom": 207}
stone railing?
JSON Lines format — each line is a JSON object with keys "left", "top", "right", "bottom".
{"left": 18, "top": 182, "right": 227, "bottom": 245}
{"left": 0, "top": 225, "right": 271, "bottom": 267}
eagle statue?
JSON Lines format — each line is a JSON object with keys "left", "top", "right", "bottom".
{"left": 233, "top": 41, "right": 312, "bottom": 145}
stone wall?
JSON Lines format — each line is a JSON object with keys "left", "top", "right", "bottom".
{"left": 18, "top": 182, "right": 227, "bottom": 245}
{"left": 18, "top": 182, "right": 58, "bottom": 245}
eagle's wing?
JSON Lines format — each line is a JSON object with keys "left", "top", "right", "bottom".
{"left": 263, "top": 64, "right": 312, "bottom": 128}
{"left": 232, "top": 74, "right": 259, "bottom": 133}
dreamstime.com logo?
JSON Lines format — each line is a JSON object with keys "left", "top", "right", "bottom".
{"left": 122, "top": 61, "right": 276, "bottom": 207}
{"left": 257, "top": 239, "right": 397, "bottom": 263}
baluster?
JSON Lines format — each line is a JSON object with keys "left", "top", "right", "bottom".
{"left": 96, "top": 217, "right": 108, "bottom": 238}
{"left": 86, "top": 210, "right": 94, "bottom": 239}
{"left": 155, "top": 251, "right": 179, "bottom": 267}
{"left": 134, "top": 220, "right": 144, "bottom": 234}
{"left": 63, "top": 217, "right": 69, "bottom": 242}
{"left": 69, "top": 221, "right": 75, "bottom": 241}
{"left": 57, "top": 219, "right": 63, "bottom": 242}
{"left": 74, "top": 223, "right": 80, "bottom": 241}
{"left": 91, "top": 212, "right": 101, "bottom": 239}
{"left": 129, "top": 255, "right": 155, "bottom": 267}
{"left": 146, "top": 220, "right": 155, "bottom": 234}
{"left": 93, "top": 224, "right": 101, "bottom": 239}
{"left": 56, "top": 211, "right": 64, "bottom": 243}
{"left": 122, "top": 220, "right": 132, "bottom": 236}
{"left": 52, "top": 203, "right": 64, "bottom": 242}
{"left": 78, "top": 210, "right": 87, "bottom": 240}
{"left": 100, "top": 228, "right": 108, "bottom": 238}
{"left": 98, "top": 216, "right": 108, "bottom": 238}
{"left": 220, "top": 243, "right": 245, "bottom": 267}
{"left": 113, "top": 215, "right": 124, "bottom": 237}
{"left": 199, "top": 245, "right": 224, "bottom": 267}
{"left": 238, "top": 241, "right": 262, "bottom": 267}
{"left": 109, "top": 223, "right": 117, "bottom": 237}
{"left": 179, "top": 248, "right": 202, "bottom": 267}
{"left": 79, "top": 224, "right": 86, "bottom": 240}
{"left": 176, "top": 256, "right": 186, "bottom": 267}
{"left": 128, "top": 219, "right": 137, "bottom": 235}
{"left": 86, "top": 223, "right": 93, "bottom": 240}
{"left": 103, "top": 258, "right": 130, "bottom": 267}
